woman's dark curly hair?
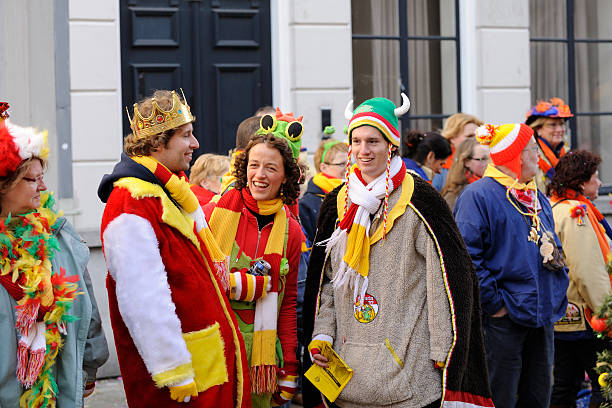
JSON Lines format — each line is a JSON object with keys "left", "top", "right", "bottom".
{"left": 233, "top": 133, "right": 305, "bottom": 205}
{"left": 549, "top": 149, "right": 601, "bottom": 197}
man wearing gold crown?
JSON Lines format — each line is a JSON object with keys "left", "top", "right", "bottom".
{"left": 98, "top": 90, "right": 251, "bottom": 407}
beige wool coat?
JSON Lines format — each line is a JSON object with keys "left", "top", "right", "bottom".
{"left": 552, "top": 198, "right": 612, "bottom": 332}
{"left": 312, "top": 184, "right": 453, "bottom": 408}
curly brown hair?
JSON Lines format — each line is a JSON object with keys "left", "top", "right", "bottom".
{"left": 549, "top": 149, "right": 601, "bottom": 197}
{"left": 233, "top": 133, "right": 304, "bottom": 205}
{"left": 123, "top": 90, "right": 194, "bottom": 156}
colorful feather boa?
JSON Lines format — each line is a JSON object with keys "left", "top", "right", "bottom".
{"left": 0, "top": 192, "right": 81, "bottom": 408}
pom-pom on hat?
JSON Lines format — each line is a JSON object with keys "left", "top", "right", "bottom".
{"left": 525, "top": 97, "right": 573, "bottom": 126}
{"left": 0, "top": 120, "right": 49, "bottom": 177}
{"left": 345, "top": 93, "right": 411, "bottom": 147}
{"left": 476, "top": 123, "right": 533, "bottom": 178}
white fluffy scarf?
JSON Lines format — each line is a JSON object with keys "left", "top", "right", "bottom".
{"left": 323, "top": 155, "right": 404, "bottom": 303}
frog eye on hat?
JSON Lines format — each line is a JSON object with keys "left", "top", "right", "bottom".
{"left": 285, "top": 121, "right": 303, "bottom": 141}
{"left": 260, "top": 114, "right": 277, "bottom": 132}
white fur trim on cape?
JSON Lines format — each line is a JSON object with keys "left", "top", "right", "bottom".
{"left": 103, "top": 213, "right": 191, "bottom": 378}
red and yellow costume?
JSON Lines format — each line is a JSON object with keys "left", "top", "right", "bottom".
{"left": 99, "top": 154, "right": 250, "bottom": 407}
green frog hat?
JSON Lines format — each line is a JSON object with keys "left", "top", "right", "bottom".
{"left": 257, "top": 108, "right": 303, "bottom": 159}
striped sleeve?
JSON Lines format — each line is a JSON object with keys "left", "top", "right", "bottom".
{"left": 229, "top": 271, "right": 271, "bottom": 302}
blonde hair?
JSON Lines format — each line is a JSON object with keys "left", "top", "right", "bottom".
{"left": 528, "top": 117, "right": 549, "bottom": 131}
{"left": 190, "top": 154, "right": 230, "bottom": 186}
{"left": 441, "top": 113, "right": 484, "bottom": 140}
{"left": 313, "top": 140, "right": 349, "bottom": 173}
{"left": 124, "top": 90, "right": 192, "bottom": 156}
{"left": 441, "top": 138, "right": 480, "bottom": 196}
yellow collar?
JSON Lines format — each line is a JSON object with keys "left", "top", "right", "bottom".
{"left": 483, "top": 164, "right": 536, "bottom": 191}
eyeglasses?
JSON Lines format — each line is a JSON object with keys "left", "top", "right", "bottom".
{"left": 523, "top": 145, "right": 539, "bottom": 153}
{"left": 22, "top": 175, "right": 45, "bottom": 184}
{"left": 468, "top": 157, "right": 489, "bottom": 163}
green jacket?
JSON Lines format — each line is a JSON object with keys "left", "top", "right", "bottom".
{"left": 0, "top": 218, "right": 109, "bottom": 407}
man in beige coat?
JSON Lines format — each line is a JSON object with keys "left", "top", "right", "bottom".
{"left": 302, "top": 96, "right": 493, "bottom": 408}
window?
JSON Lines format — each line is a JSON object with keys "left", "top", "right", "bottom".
{"left": 530, "top": 0, "right": 612, "bottom": 182}
{"left": 351, "top": 0, "right": 461, "bottom": 135}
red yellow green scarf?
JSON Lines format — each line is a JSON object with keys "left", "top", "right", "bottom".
{"left": 312, "top": 172, "right": 343, "bottom": 194}
{"left": 131, "top": 155, "right": 230, "bottom": 290}
{"left": 0, "top": 192, "right": 81, "bottom": 408}
{"left": 208, "top": 187, "right": 288, "bottom": 394}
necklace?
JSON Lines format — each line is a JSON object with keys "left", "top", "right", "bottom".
{"left": 513, "top": 195, "right": 556, "bottom": 267}
{"left": 505, "top": 182, "right": 541, "bottom": 243}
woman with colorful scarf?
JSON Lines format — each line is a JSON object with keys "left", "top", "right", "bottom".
{"left": 0, "top": 113, "right": 108, "bottom": 408}
{"left": 204, "top": 134, "right": 304, "bottom": 407}
{"left": 299, "top": 138, "right": 348, "bottom": 244}
{"left": 525, "top": 97, "right": 574, "bottom": 193}
{"left": 548, "top": 150, "right": 611, "bottom": 407}
{"left": 441, "top": 137, "right": 490, "bottom": 211}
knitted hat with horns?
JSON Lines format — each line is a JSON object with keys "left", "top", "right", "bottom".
{"left": 476, "top": 123, "right": 533, "bottom": 178}
{"left": 345, "top": 93, "right": 411, "bottom": 147}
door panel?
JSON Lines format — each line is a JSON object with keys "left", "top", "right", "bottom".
{"left": 120, "top": 0, "right": 272, "bottom": 156}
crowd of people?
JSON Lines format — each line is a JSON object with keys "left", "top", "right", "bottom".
{"left": 0, "top": 89, "right": 609, "bottom": 408}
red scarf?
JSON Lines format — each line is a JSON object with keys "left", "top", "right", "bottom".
{"left": 464, "top": 170, "right": 481, "bottom": 185}
{"left": 442, "top": 146, "right": 455, "bottom": 170}
{"left": 510, "top": 188, "right": 539, "bottom": 212}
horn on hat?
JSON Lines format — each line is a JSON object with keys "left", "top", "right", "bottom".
{"left": 394, "top": 93, "right": 411, "bottom": 117}
{"left": 344, "top": 99, "right": 354, "bottom": 120}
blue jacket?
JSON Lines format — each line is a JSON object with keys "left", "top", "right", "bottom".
{"left": 402, "top": 158, "right": 429, "bottom": 181}
{"left": 454, "top": 177, "right": 569, "bottom": 328}
{"left": 299, "top": 177, "right": 326, "bottom": 244}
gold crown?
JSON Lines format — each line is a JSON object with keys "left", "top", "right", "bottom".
{"left": 126, "top": 90, "right": 194, "bottom": 139}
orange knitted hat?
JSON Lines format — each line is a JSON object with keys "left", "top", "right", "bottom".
{"left": 475, "top": 123, "right": 534, "bottom": 178}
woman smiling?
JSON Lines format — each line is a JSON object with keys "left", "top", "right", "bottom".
{"left": 205, "top": 133, "right": 304, "bottom": 407}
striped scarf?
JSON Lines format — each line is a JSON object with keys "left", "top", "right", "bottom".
{"left": 324, "top": 156, "right": 405, "bottom": 305}
{"left": 208, "top": 187, "right": 288, "bottom": 394}
{"left": 130, "top": 155, "right": 230, "bottom": 291}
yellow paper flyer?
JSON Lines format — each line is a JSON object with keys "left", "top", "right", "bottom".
{"left": 304, "top": 343, "right": 353, "bottom": 402}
